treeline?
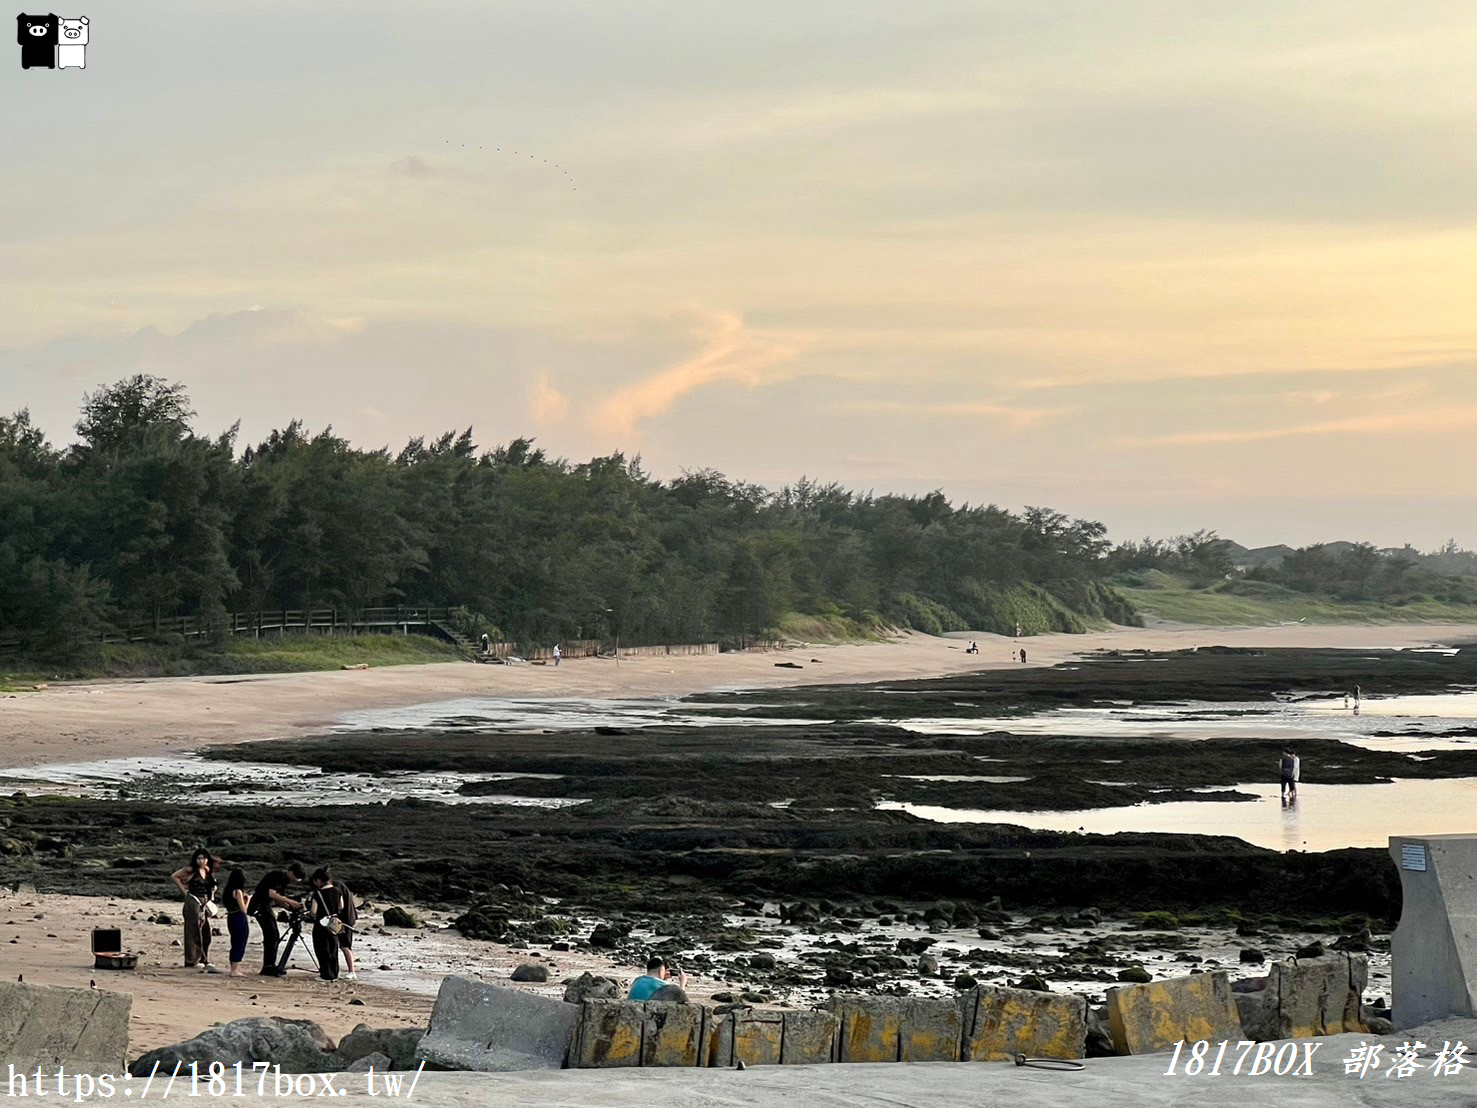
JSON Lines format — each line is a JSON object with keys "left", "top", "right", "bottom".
{"left": 0, "top": 376, "right": 1137, "bottom": 660}
{"left": 1108, "top": 531, "right": 1477, "bottom": 605}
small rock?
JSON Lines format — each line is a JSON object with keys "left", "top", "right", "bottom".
{"left": 1295, "top": 941, "right": 1327, "bottom": 959}
{"left": 345, "top": 1051, "right": 391, "bottom": 1073}
{"left": 1015, "top": 974, "right": 1050, "bottom": 992}
{"left": 381, "top": 907, "right": 419, "bottom": 929}
{"left": 510, "top": 964, "right": 549, "bottom": 983}
{"left": 952, "top": 974, "right": 978, "bottom": 990}
{"left": 1239, "top": 949, "right": 1265, "bottom": 964}
{"left": 917, "top": 955, "right": 939, "bottom": 977}
{"left": 1117, "top": 967, "right": 1152, "bottom": 984}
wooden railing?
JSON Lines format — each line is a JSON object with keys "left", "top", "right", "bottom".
{"left": 100, "top": 606, "right": 463, "bottom": 644}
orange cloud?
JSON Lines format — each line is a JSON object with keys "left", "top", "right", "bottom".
{"left": 1117, "top": 406, "right": 1477, "bottom": 447}
{"left": 851, "top": 400, "right": 1058, "bottom": 429}
{"left": 530, "top": 373, "right": 568, "bottom": 424}
{"left": 593, "top": 311, "right": 799, "bottom": 435}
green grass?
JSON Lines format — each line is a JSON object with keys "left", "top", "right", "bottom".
{"left": 1119, "top": 571, "right": 1477, "bottom": 626}
{"left": 776, "top": 609, "right": 894, "bottom": 644}
{"left": 0, "top": 632, "right": 463, "bottom": 681}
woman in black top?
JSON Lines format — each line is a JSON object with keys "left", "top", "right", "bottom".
{"left": 306, "top": 867, "right": 348, "bottom": 981}
{"left": 170, "top": 848, "right": 218, "bottom": 970}
{"left": 222, "top": 868, "right": 251, "bottom": 977}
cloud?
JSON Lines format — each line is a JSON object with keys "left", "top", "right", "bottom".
{"left": 848, "top": 400, "right": 1057, "bottom": 429}
{"left": 592, "top": 311, "right": 800, "bottom": 436}
{"left": 1285, "top": 389, "right": 1338, "bottom": 405}
{"left": 1116, "top": 406, "right": 1477, "bottom": 447}
{"left": 530, "top": 374, "right": 569, "bottom": 424}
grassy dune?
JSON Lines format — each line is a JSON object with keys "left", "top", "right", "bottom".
{"left": 1120, "top": 572, "right": 1477, "bottom": 626}
{"left": 0, "top": 633, "right": 463, "bottom": 682}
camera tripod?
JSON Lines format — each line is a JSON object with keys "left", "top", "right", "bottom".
{"left": 275, "top": 912, "right": 318, "bottom": 975}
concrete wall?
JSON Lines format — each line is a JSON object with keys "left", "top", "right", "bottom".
{"left": 1390, "top": 833, "right": 1477, "bottom": 1028}
{"left": 0, "top": 981, "right": 132, "bottom": 1076}
{"left": 574, "top": 994, "right": 1086, "bottom": 1069}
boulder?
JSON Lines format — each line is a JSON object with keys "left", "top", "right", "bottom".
{"left": 345, "top": 1052, "right": 391, "bottom": 1073}
{"left": 1, "top": 981, "right": 132, "bottom": 1077}
{"left": 650, "top": 984, "right": 688, "bottom": 1003}
{"left": 130, "top": 1018, "right": 335, "bottom": 1076}
{"left": 562, "top": 972, "right": 619, "bottom": 1004}
{"left": 748, "top": 952, "right": 777, "bottom": 970}
{"left": 333, "top": 1024, "right": 424, "bottom": 1071}
{"left": 416, "top": 977, "right": 577, "bottom": 1072}
{"left": 510, "top": 963, "right": 550, "bottom": 983}
{"left": 381, "top": 907, "right": 419, "bottom": 928}
{"left": 917, "top": 955, "right": 940, "bottom": 977}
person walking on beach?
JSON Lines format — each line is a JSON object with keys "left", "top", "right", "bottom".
{"left": 222, "top": 867, "right": 251, "bottom": 977}
{"left": 170, "top": 848, "right": 218, "bottom": 971}
{"left": 249, "top": 862, "right": 306, "bottom": 976}
{"left": 1019, "top": 647, "right": 1027, "bottom": 663}
{"left": 553, "top": 643, "right": 562, "bottom": 667}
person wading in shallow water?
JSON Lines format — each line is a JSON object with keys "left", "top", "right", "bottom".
{"left": 1280, "top": 748, "right": 1300, "bottom": 802}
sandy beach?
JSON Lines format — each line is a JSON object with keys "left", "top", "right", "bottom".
{"left": 4, "top": 622, "right": 1475, "bottom": 772}
{"left": 4, "top": 620, "right": 1475, "bottom": 1060}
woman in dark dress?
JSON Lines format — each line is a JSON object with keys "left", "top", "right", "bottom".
{"left": 306, "top": 868, "right": 348, "bottom": 981}
{"left": 170, "top": 847, "right": 218, "bottom": 970}
{"left": 222, "top": 868, "right": 251, "bottom": 977}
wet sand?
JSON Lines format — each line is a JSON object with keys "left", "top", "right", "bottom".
{"left": 4, "top": 622, "right": 1475, "bottom": 771}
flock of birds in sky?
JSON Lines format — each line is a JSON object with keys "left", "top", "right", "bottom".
{"left": 445, "top": 141, "right": 576, "bottom": 190}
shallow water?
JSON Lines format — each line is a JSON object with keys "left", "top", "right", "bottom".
{"left": 879, "top": 776, "right": 1477, "bottom": 852}
{"left": 877, "top": 690, "right": 1477, "bottom": 751}
{"left": 0, "top": 755, "right": 582, "bottom": 809}
{"left": 333, "top": 695, "right": 825, "bottom": 733}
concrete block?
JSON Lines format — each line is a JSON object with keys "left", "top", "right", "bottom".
{"left": 1106, "top": 971, "right": 1241, "bottom": 1056}
{"left": 1391, "top": 833, "right": 1477, "bottom": 1028}
{"left": 416, "top": 977, "right": 578, "bottom": 1072}
{"left": 780, "top": 1010, "right": 838, "bottom": 1065}
{"left": 1240, "top": 955, "right": 1366, "bottom": 1041}
{"left": 570, "top": 1000, "right": 644, "bottom": 1069}
{"left": 703, "top": 1012, "right": 733, "bottom": 1068}
{"left": 960, "top": 985, "right": 1087, "bottom": 1063}
{"left": 823, "top": 997, "right": 902, "bottom": 1063}
{"left": 641, "top": 1003, "right": 704, "bottom": 1067}
{"left": 731, "top": 1010, "right": 784, "bottom": 1067}
{"left": 0, "top": 981, "right": 131, "bottom": 1076}
{"left": 899, "top": 998, "right": 962, "bottom": 1062}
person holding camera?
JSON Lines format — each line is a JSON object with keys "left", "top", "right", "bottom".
{"left": 627, "top": 955, "right": 688, "bottom": 1001}
{"left": 306, "top": 867, "right": 351, "bottom": 982}
{"left": 248, "top": 861, "right": 306, "bottom": 976}
{"left": 169, "top": 847, "right": 219, "bottom": 972}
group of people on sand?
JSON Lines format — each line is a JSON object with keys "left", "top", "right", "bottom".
{"left": 169, "top": 851, "right": 358, "bottom": 982}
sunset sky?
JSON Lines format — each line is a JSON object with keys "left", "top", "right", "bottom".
{"left": 5, "top": 1, "right": 1475, "bottom": 548}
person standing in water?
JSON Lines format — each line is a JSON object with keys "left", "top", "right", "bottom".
{"left": 1280, "top": 748, "right": 1299, "bottom": 801}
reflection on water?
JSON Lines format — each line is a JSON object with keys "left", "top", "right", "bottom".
{"left": 878, "top": 777, "right": 1477, "bottom": 852}
{"left": 875, "top": 689, "right": 1477, "bottom": 751}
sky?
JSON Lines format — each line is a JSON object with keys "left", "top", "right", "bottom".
{"left": 4, "top": 1, "right": 1476, "bottom": 550}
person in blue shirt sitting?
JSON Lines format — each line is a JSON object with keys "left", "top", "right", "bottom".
{"left": 628, "top": 955, "right": 688, "bottom": 1001}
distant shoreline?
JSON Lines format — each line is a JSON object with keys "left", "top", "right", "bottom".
{"left": 3, "top": 622, "right": 1476, "bottom": 772}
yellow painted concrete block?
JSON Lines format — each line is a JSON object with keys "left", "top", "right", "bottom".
{"left": 572, "top": 1000, "right": 644, "bottom": 1068}
{"left": 899, "top": 999, "right": 962, "bottom": 1062}
{"left": 822, "top": 998, "right": 903, "bottom": 1063}
{"left": 1107, "top": 971, "right": 1242, "bottom": 1056}
{"left": 642, "top": 1003, "right": 704, "bottom": 1067}
{"left": 962, "top": 986, "right": 1087, "bottom": 1063}
{"left": 732, "top": 1010, "right": 783, "bottom": 1067}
